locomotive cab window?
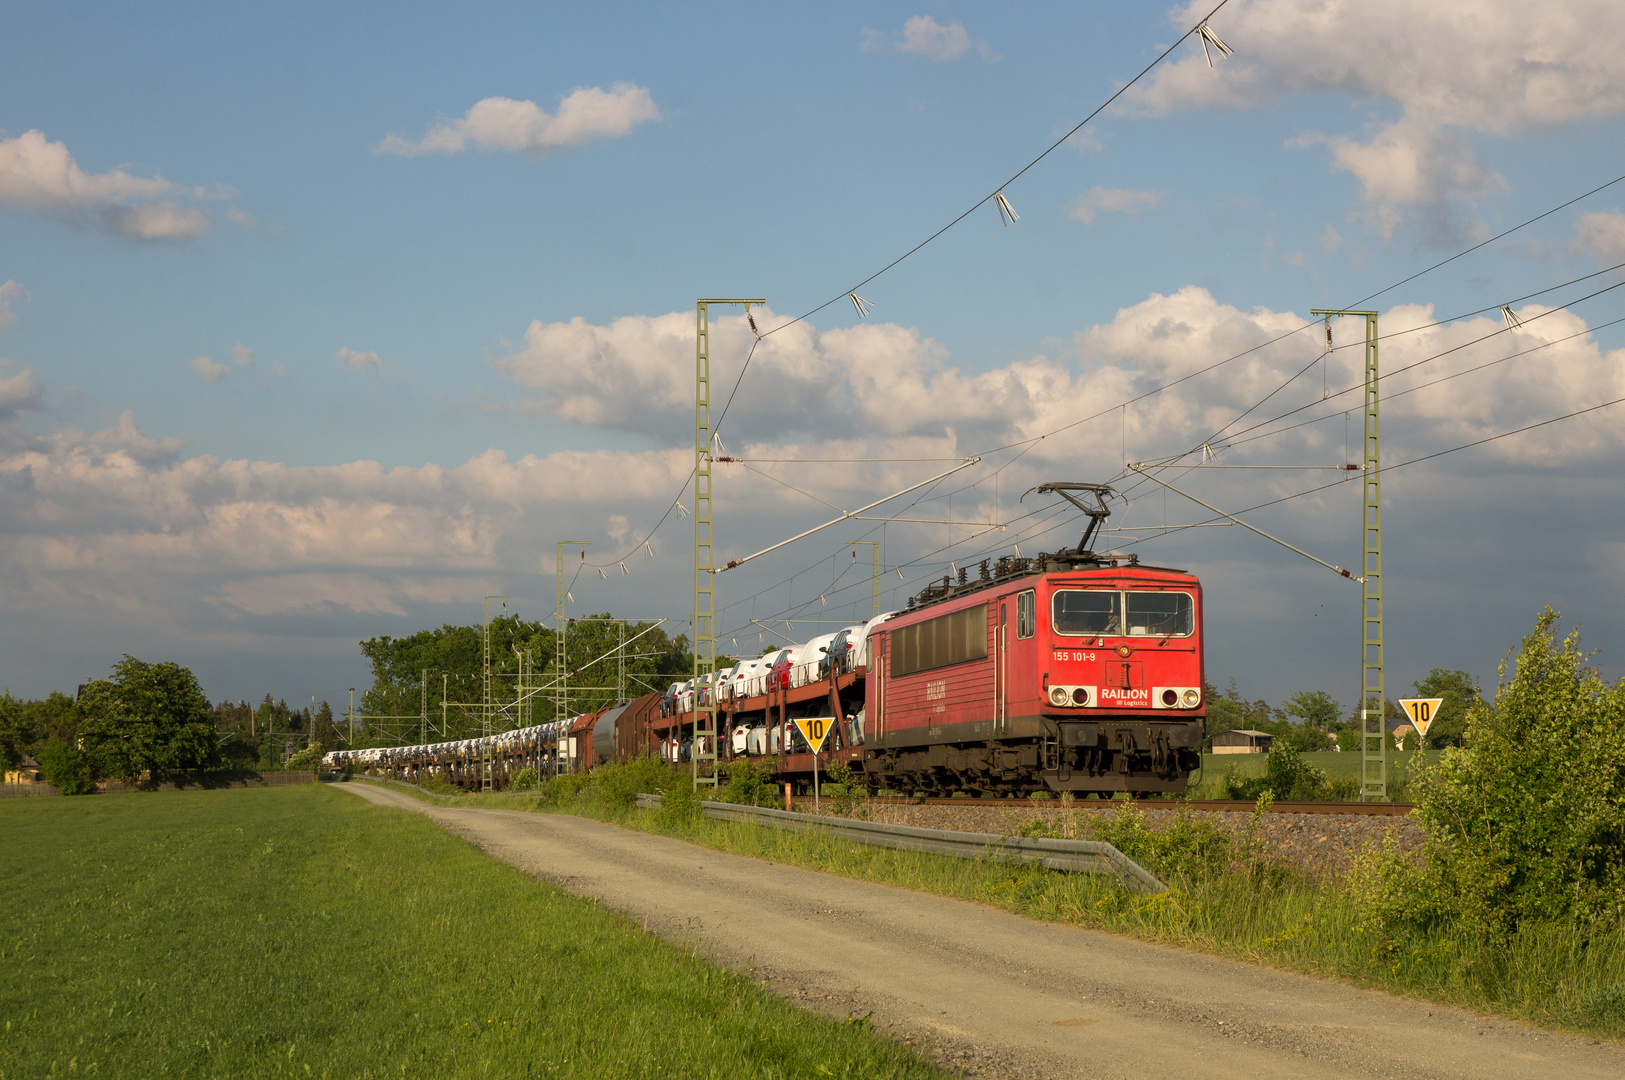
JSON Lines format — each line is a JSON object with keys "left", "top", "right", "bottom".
{"left": 1052, "top": 590, "right": 1120, "bottom": 636}
{"left": 1016, "top": 590, "right": 1035, "bottom": 639}
{"left": 1125, "top": 591, "right": 1194, "bottom": 637}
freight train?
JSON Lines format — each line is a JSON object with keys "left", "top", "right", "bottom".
{"left": 324, "top": 483, "right": 1207, "bottom": 795}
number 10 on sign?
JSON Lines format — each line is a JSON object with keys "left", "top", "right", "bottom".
{"left": 793, "top": 717, "right": 835, "bottom": 809}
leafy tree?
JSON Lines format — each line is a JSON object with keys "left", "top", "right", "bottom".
{"left": 0, "top": 693, "right": 36, "bottom": 770}
{"left": 357, "top": 613, "right": 697, "bottom": 747}
{"left": 78, "top": 657, "right": 220, "bottom": 781}
{"left": 1356, "top": 609, "right": 1625, "bottom": 936}
{"left": 1284, "top": 690, "right": 1340, "bottom": 729}
{"left": 37, "top": 738, "right": 97, "bottom": 795}
{"left": 1202, "top": 679, "right": 1276, "bottom": 740}
{"left": 16, "top": 691, "right": 78, "bottom": 751}
{"left": 1410, "top": 668, "right": 1478, "bottom": 748}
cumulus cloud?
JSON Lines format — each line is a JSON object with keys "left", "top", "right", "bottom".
{"left": 335, "top": 347, "right": 383, "bottom": 372}
{"left": 0, "top": 129, "right": 227, "bottom": 240}
{"left": 7, "top": 291, "right": 1625, "bottom": 701}
{"left": 493, "top": 293, "right": 1625, "bottom": 489}
{"left": 0, "top": 361, "right": 43, "bottom": 421}
{"left": 863, "top": 15, "right": 997, "bottom": 61}
{"left": 493, "top": 308, "right": 1047, "bottom": 448}
{"left": 1067, "top": 186, "right": 1162, "bottom": 226}
{"left": 189, "top": 356, "right": 229, "bottom": 384}
{"left": 231, "top": 343, "right": 254, "bottom": 368}
{"left": 373, "top": 85, "right": 661, "bottom": 157}
{"left": 1125, "top": 1, "right": 1625, "bottom": 237}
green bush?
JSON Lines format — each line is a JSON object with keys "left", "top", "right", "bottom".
{"left": 534, "top": 756, "right": 682, "bottom": 809}
{"left": 37, "top": 738, "right": 97, "bottom": 795}
{"left": 823, "top": 761, "right": 862, "bottom": 817}
{"left": 1088, "top": 804, "right": 1237, "bottom": 884}
{"left": 1220, "top": 742, "right": 1327, "bottom": 801}
{"left": 509, "top": 766, "right": 539, "bottom": 791}
{"left": 283, "top": 743, "right": 324, "bottom": 771}
{"left": 1355, "top": 608, "right": 1625, "bottom": 937}
{"left": 656, "top": 778, "right": 702, "bottom": 826}
{"left": 717, "top": 758, "right": 775, "bottom": 806}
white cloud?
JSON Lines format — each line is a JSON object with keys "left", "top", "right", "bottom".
{"left": 0, "top": 280, "right": 23, "bottom": 330}
{"left": 231, "top": 343, "right": 254, "bottom": 368}
{"left": 1067, "top": 186, "right": 1162, "bottom": 226}
{"left": 0, "top": 361, "right": 42, "bottom": 422}
{"left": 335, "top": 347, "right": 383, "bottom": 372}
{"left": 0, "top": 130, "right": 223, "bottom": 240}
{"left": 374, "top": 85, "right": 661, "bottom": 157}
{"left": 189, "top": 356, "right": 229, "bottom": 384}
{"left": 1126, "top": 1, "right": 1625, "bottom": 236}
{"left": 1320, "top": 224, "right": 1343, "bottom": 254}
{"left": 1573, "top": 210, "right": 1625, "bottom": 262}
{"left": 864, "top": 16, "right": 997, "bottom": 61}
{"left": 8, "top": 292, "right": 1625, "bottom": 703}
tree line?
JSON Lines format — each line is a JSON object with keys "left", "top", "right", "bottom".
{"left": 1203, "top": 667, "right": 1480, "bottom": 753}
{"left": 353, "top": 612, "right": 706, "bottom": 747}
{"left": 1, "top": 656, "right": 338, "bottom": 794}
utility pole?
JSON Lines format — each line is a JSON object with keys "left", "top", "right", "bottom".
{"left": 695, "top": 298, "right": 764, "bottom": 792}
{"left": 845, "top": 540, "right": 881, "bottom": 617}
{"left": 555, "top": 542, "right": 591, "bottom": 775}
{"left": 441, "top": 671, "right": 449, "bottom": 741}
{"left": 481, "top": 596, "right": 507, "bottom": 792}
{"left": 347, "top": 688, "right": 355, "bottom": 746}
{"left": 420, "top": 669, "right": 428, "bottom": 746}
{"left": 1313, "top": 308, "right": 1385, "bottom": 801}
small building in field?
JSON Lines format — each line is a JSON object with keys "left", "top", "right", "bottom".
{"left": 1211, "top": 729, "right": 1274, "bottom": 754}
{"left": 5, "top": 753, "right": 43, "bottom": 785}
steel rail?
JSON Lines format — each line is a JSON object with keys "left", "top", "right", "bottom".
{"left": 854, "top": 795, "right": 1414, "bottom": 817}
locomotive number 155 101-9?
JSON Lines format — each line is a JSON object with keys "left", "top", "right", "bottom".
{"left": 1053, "top": 650, "right": 1097, "bottom": 662}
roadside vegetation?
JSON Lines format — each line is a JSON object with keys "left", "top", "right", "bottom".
{"left": 361, "top": 608, "right": 1625, "bottom": 1042}
{"left": 0, "top": 783, "right": 945, "bottom": 1080}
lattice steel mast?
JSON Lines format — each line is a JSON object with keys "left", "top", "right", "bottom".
{"left": 1314, "top": 309, "right": 1385, "bottom": 801}
{"left": 694, "top": 299, "right": 763, "bottom": 791}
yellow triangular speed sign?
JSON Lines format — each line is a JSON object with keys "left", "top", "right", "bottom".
{"left": 793, "top": 716, "right": 833, "bottom": 753}
{"left": 1398, "top": 698, "right": 1444, "bottom": 738}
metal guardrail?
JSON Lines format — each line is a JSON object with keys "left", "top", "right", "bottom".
{"left": 634, "top": 793, "right": 1166, "bottom": 894}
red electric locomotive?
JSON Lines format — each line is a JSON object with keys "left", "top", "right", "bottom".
{"left": 861, "top": 483, "right": 1205, "bottom": 796}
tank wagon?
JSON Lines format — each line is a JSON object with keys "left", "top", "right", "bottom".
{"left": 325, "top": 483, "right": 1207, "bottom": 796}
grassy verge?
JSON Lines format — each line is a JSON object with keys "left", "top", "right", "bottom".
{"left": 0, "top": 784, "right": 945, "bottom": 1080}
{"left": 358, "top": 770, "right": 1625, "bottom": 1043}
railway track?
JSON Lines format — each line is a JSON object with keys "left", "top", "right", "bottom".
{"left": 854, "top": 795, "right": 1415, "bottom": 816}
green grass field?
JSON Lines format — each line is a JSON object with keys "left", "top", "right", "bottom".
{"left": 0, "top": 785, "right": 945, "bottom": 1080}
{"left": 1185, "top": 749, "right": 1443, "bottom": 799}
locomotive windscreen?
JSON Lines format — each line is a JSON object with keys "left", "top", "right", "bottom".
{"left": 1053, "top": 590, "right": 1120, "bottom": 635}
{"left": 1053, "top": 589, "right": 1194, "bottom": 637}
{"left": 1125, "top": 591, "right": 1194, "bottom": 636}
{"left": 890, "top": 603, "right": 988, "bottom": 676}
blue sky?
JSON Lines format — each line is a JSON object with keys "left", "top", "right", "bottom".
{"left": 4, "top": 1, "right": 1625, "bottom": 714}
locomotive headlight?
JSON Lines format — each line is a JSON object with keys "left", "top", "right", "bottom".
{"left": 1161, "top": 688, "right": 1179, "bottom": 707}
{"left": 1181, "top": 688, "right": 1201, "bottom": 708}
{"left": 1071, "top": 687, "right": 1092, "bottom": 706}
{"left": 1049, "top": 687, "right": 1070, "bottom": 706}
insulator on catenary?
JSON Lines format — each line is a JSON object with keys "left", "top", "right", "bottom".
{"left": 1197, "top": 21, "right": 1233, "bottom": 67}
{"left": 994, "top": 190, "right": 1019, "bottom": 226}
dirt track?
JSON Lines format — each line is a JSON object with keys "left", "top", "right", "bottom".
{"left": 335, "top": 782, "right": 1622, "bottom": 1080}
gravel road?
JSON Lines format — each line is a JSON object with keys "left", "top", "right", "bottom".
{"left": 336, "top": 782, "right": 1622, "bottom": 1080}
